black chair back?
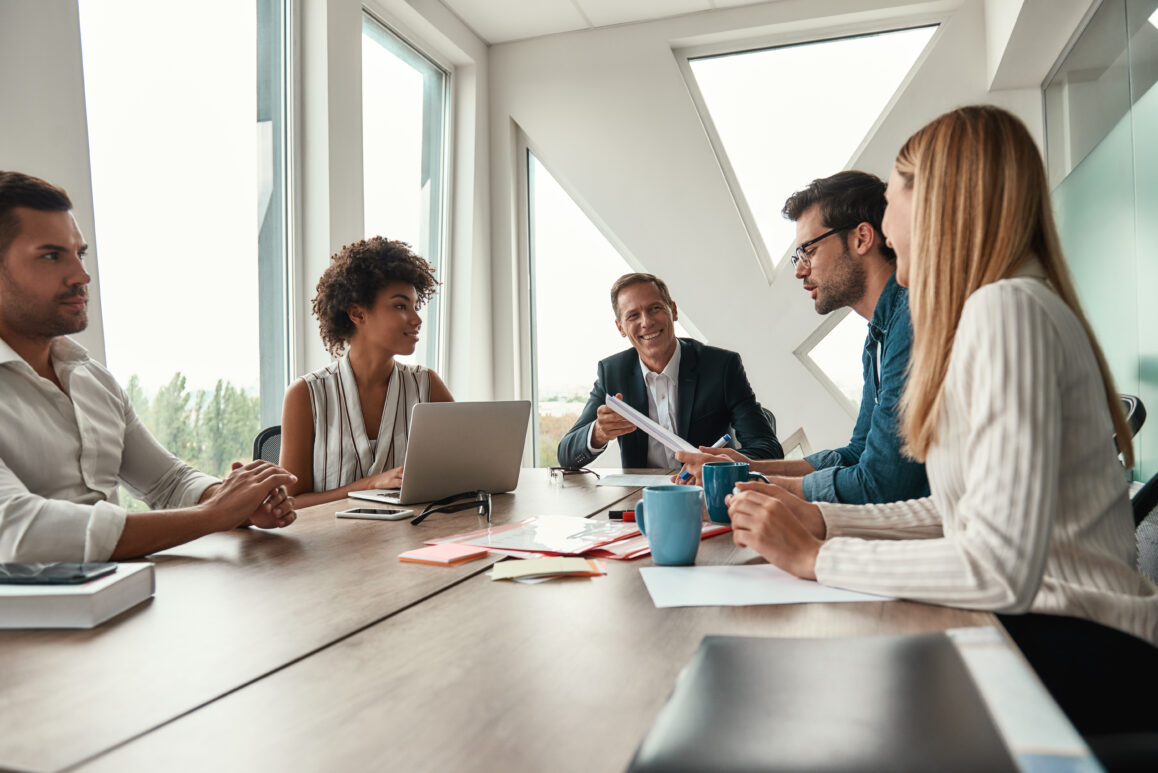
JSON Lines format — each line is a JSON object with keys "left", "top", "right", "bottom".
{"left": 1133, "top": 472, "right": 1158, "bottom": 583}
{"left": 253, "top": 425, "right": 282, "bottom": 464}
{"left": 1121, "top": 394, "right": 1146, "bottom": 439}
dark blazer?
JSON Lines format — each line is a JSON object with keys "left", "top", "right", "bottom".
{"left": 557, "top": 339, "right": 782, "bottom": 468}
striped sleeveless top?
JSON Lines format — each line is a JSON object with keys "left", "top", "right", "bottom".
{"left": 302, "top": 355, "right": 430, "bottom": 492}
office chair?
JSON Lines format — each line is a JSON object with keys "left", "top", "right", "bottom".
{"left": 252, "top": 425, "right": 282, "bottom": 464}
{"left": 729, "top": 408, "right": 778, "bottom": 452}
{"left": 1134, "top": 471, "right": 1158, "bottom": 583}
{"left": 1121, "top": 395, "right": 1146, "bottom": 439}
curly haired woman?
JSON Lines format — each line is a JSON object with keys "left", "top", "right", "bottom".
{"left": 279, "top": 237, "right": 453, "bottom": 508}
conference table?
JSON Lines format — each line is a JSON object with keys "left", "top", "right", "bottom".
{"left": 0, "top": 469, "right": 1084, "bottom": 772}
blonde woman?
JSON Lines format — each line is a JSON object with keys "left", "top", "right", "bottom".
{"left": 726, "top": 106, "right": 1157, "bottom": 736}
{"left": 280, "top": 238, "right": 453, "bottom": 509}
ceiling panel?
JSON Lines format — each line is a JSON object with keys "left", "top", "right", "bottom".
{"left": 441, "top": 0, "right": 590, "bottom": 44}
{"left": 577, "top": 0, "right": 711, "bottom": 28}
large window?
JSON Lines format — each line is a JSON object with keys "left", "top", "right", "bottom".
{"left": 362, "top": 14, "right": 448, "bottom": 368}
{"left": 528, "top": 152, "right": 690, "bottom": 467}
{"left": 687, "top": 26, "right": 936, "bottom": 272}
{"left": 78, "top": 0, "right": 289, "bottom": 495}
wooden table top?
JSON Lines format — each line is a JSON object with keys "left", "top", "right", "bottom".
{"left": 75, "top": 496, "right": 996, "bottom": 773}
{"left": 0, "top": 468, "right": 639, "bottom": 773}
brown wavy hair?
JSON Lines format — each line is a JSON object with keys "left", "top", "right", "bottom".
{"left": 895, "top": 105, "right": 1132, "bottom": 466}
{"left": 312, "top": 237, "right": 438, "bottom": 357}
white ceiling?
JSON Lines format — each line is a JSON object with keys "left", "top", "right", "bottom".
{"left": 440, "top": 0, "right": 780, "bottom": 44}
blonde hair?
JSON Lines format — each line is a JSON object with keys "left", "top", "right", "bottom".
{"left": 896, "top": 105, "right": 1133, "bottom": 466}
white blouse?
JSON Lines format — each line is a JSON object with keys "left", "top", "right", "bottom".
{"left": 302, "top": 356, "right": 429, "bottom": 492}
{"left": 814, "top": 271, "right": 1158, "bottom": 644}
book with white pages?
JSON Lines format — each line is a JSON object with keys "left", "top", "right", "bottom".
{"left": 0, "top": 562, "right": 154, "bottom": 629}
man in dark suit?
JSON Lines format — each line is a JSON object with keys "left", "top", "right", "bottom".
{"left": 557, "top": 273, "right": 782, "bottom": 469}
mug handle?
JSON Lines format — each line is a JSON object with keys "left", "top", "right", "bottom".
{"left": 749, "top": 472, "right": 769, "bottom": 483}
{"left": 634, "top": 500, "right": 647, "bottom": 535}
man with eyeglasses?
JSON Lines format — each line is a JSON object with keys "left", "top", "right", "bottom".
{"left": 676, "top": 171, "right": 928, "bottom": 505}
{"left": 0, "top": 171, "right": 298, "bottom": 562}
{"left": 557, "top": 272, "right": 782, "bottom": 470}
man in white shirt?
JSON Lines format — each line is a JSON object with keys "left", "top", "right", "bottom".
{"left": 0, "top": 171, "right": 297, "bottom": 562}
{"left": 556, "top": 273, "right": 781, "bottom": 468}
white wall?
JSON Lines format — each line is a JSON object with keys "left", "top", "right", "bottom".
{"left": 486, "top": 0, "right": 1051, "bottom": 452}
{"left": 0, "top": 0, "right": 106, "bottom": 362}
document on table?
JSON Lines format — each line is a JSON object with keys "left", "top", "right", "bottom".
{"left": 605, "top": 394, "right": 696, "bottom": 454}
{"left": 640, "top": 563, "right": 895, "bottom": 608}
{"left": 595, "top": 473, "right": 674, "bottom": 487}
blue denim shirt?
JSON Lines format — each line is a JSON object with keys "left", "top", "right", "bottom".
{"left": 801, "top": 274, "right": 929, "bottom": 504}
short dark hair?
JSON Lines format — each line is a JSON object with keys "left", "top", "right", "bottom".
{"left": 609, "top": 273, "right": 673, "bottom": 320}
{"left": 312, "top": 237, "right": 439, "bottom": 357}
{"left": 0, "top": 171, "right": 73, "bottom": 260}
{"left": 781, "top": 170, "right": 895, "bottom": 262}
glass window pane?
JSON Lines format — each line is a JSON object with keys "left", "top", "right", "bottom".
{"left": 528, "top": 152, "right": 690, "bottom": 467}
{"left": 1044, "top": 0, "right": 1131, "bottom": 183}
{"left": 689, "top": 26, "right": 936, "bottom": 268}
{"left": 78, "top": 0, "right": 288, "bottom": 498}
{"left": 802, "top": 312, "right": 867, "bottom": 408}
{"left": 361, "top": 15, "right": 447, "bottom": 368}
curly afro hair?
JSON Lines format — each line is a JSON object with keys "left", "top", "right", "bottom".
{"left": 312, "top": 237, "right": 439, "bottom": 357}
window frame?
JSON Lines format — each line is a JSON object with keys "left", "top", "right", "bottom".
{"left": 673, "top": 19, "right": 943, "bottom": 285}
{"left": 360, "top": 9, "right": 453, "bottom": 375}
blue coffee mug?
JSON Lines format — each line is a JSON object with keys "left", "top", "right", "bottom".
{"left": 634, "top": 485, "right": 703, "bottom": 566}
{"left": 702, "top": 461, "right": 769, "bottom": 524}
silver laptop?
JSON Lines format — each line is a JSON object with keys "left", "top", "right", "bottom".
{"left": 349, "top": 400, "right": 531, "bottom": 505}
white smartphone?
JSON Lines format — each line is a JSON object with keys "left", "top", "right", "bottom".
{"left": 336, "top": 507, "right": 414, "bottom": 521}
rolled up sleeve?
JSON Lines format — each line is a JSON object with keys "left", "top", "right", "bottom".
{"left": 0, "top": 457, "right": 127, "bottom": 562}
{"left": 118, "top": 412, "right": 217, "bottom": 509}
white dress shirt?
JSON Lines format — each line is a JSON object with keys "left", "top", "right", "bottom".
{"left": 814, "top": 272, "right": 1158, "bottom": 644}
{"left": 588, "top": 344, "right": 681, "bottom": 469}
{"left": 0, "top": 336, "right": 217, "bottom": 562}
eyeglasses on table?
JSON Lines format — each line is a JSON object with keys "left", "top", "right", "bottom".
{"left": 410, "top": 490, "right": 492, "bottom": 525}
{"left": 548, "top": 467, "right": 601, "bottom": 485}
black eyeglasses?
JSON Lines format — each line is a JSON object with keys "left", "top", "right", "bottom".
{"left": 790, "top": 225, "right": 856, "bottom": 269}
{"left": 548, "top": 467, "right": 601, "bottom": 484}
{"left": 410, "top": 490, "right": 492, "bottom": 525}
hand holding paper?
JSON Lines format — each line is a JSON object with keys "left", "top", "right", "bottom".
{"left": 605, "top": 394, "right": 696, "bottom": 454}
{"left": 592, "top": 393, "right": 638, "bottom": 448}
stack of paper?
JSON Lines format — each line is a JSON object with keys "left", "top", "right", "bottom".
{"left": 431, "top": 516, "right": 730, "bottom": 561}
{"left": 587, "top": 523, "right": 731, "bottom": 560}
{"left": 492, "top": 557, "right": 607, "bottom": 583}
{"left": 430, "top": 516, "right": 640, "bottom": 556}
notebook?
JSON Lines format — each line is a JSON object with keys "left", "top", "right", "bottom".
{"left": 350, "top": 400, "right": 531, "bottom": 505}
{"left": 0, "top": 562, "right": 154, "bottom": 629}
{"left": 628, "top": 632, "right": 1017, "bottom": 772}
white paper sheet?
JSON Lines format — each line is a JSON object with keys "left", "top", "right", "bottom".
{"left": 639, "top": 563, "right": 895, "bottom": 608}
{"left": 595, "top": 474, "right": 674, "bottom": 487}
{"left": 605, "top": 394, "right": 697, "bottom": 453}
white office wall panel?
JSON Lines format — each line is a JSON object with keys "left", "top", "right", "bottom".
{"left": 0, "top": 0, "right": 106, "bottom": 364}
{"left": 440, "top": 0, "right": 589, "bottom": 44}
{"left": 577, "top": 0, "right": 711, "bottom": 28}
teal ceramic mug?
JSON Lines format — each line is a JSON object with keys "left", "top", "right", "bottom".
{"left": 634, "top": 485, "right": 704, "bottom": 566}
{"left": 702, "top": 461, "right": 769, "bottom": 524}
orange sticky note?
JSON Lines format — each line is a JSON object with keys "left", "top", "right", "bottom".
{"left": 399, "top": 543, "right": 489, "bottom": 566}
